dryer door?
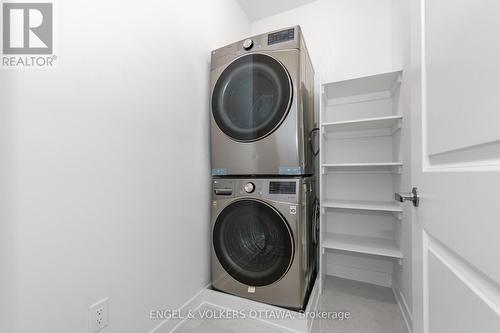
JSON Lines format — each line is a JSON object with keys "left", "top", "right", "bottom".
{"left": 213, "top": 199, "right": 294, "bottom": 287}
{"left": 212, "top": 54, "right": 293, "bottom": 142}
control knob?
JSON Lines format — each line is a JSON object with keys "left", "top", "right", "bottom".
{"left": 244, "top": 182, "right": 255, "bottom": 193}
{"left": 243, "top": 39, "right": 254, "bottom": 50}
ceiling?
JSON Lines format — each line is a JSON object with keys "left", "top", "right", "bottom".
{"left": 237, "top": 0, "right": 318, "bottom": 21}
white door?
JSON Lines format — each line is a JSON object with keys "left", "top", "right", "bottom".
{"left": 410, "top": 0, "right": 500, "bottom": 332}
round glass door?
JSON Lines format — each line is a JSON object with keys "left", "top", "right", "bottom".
{"left": 213, "top": 199, "right": 294, "bottom": 287}
{"left": 212, "top": 54, "right": 293, "bottom": 142}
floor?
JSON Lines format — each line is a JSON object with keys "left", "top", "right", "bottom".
{"left": 172, "top": 276, "right": 408, "bottom": 333}
{"left": 174, "top": 306, "right": 292, "bottom": 333}
{"left": 312, "top": 277, "right": 407, "bottom": 333}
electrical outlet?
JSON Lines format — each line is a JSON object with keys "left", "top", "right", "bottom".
{"left": 89, "top": 297, "right": 109, "bottom": 332}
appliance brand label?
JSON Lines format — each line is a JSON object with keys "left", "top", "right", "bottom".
{"left": 247, "top": 286, "right": 255, "bottom": 293}
{"left": 289, "top": 205, "right": 297, "bottom": 215}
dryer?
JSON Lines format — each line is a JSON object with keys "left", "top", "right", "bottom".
{"left": 211, "top": 177, "right": 316, "bottom": 310}
{"left": 210, "top": 26, "right": 316, "bottom": 177}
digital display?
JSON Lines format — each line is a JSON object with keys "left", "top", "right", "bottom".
{"left": 268, "top": 28, "right": 295, "bottom": 45}
{"left": 269, "top": 182, "right": 296, "bottom": 195}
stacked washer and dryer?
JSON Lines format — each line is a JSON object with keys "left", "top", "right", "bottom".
{"left": 209, "top": 26, "right": 318, "bottom": 310}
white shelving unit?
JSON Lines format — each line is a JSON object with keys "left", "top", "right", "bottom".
{"left": 319, "top": 70, "right": 405, "bottom": 292}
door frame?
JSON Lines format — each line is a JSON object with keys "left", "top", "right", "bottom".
{"left": 410, "top": 0, "right": 425, "bottom": 331}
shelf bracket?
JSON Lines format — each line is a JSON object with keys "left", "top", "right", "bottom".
{"left": 321, "top": 85, "right": 327, "bottom": 105}
{"left": 397, "top": 258, "right": 403, "bottom": 266}
{"left": 391, "top": 119, "right": 402, "bottom": 135}
{"left": 392, "top": 165, "right": 403, "bottom": 175}
{"left": 321, "top": 207, "right": 327, "bottom": 215}
{"left": 394, "top": 211, "right": 403, "bottom": 220}
{"left": 321, "top": 167, "right": 327, "bottom": 175}
{"left": 390, "top": 72, "right": 403, "bottom": 97}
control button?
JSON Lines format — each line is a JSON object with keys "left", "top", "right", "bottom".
{"left": 244, "top": 182, "right": 255, "bottom": 193}
{"left": 243, "top": 39, "right": 254, "bottom": 50}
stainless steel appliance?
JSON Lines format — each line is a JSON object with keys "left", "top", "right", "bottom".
{"left": 211, "top": 177, "right": 316, "bottom": 310}
{"left": 210, "top": 26, "right": 316, "bottom": 176}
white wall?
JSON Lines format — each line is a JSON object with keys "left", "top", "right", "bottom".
{"left": 0, "top": 1, "right": 249, "bottom": 332}
{"left": 250, "top": 0, "right": 394, "bottom": 83}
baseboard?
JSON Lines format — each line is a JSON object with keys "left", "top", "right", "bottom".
{"left": 391, "top": 286, "right": 413, "bottom": 333}
{"left": 326, "top": 263, "right": 392, "bottom": 287}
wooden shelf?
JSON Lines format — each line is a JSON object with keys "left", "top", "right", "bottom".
{"left": 322, "top": 233, "right": 403, "bottom": 259}
{"left": 323, "top": 199, "right": 402, "bottom": 213}
{"left": 322, "top": 115, "right": 402, "bottom": 134}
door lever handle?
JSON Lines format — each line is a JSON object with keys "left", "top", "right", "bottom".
{"left": 395, "top": 187, "right": 420, "bottom": 207}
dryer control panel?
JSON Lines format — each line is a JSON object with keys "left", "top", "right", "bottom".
{"left": 268, "top": 28, "right": 295, "bottom": 45}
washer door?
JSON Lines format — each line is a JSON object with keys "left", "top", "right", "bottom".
{"left": 213, "top": 199, "right": 294, "bottom": 287}
{"left": 212, "top": 54, "right": 293, "bottom": 142}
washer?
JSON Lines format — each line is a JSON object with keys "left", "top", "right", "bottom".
{"left": 210, "top": 26, "right": 316, "bottom": 177}
{"left": 211, "top": 177, "right": 316, "bottom": 310}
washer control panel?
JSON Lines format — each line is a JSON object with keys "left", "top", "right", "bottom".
{"left": 212, "top": 179, "right": 302, "bottom": 203}
{"left": 269, "top": 181, "right": 296, "bottom": 195}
